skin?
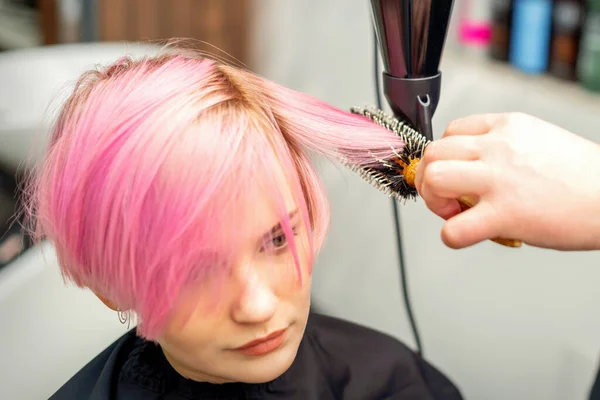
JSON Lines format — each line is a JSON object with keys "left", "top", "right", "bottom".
{"left": 96, "top": 167, "right": 313, "bottom": 384}
{"left": 414, "top": 112, "right": 600, "bottom": 251}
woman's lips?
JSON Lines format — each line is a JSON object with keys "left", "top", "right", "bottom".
{"left": 235, "top": 329, "right": 287, "bottom": 356}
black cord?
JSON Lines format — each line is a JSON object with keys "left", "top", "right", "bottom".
{"left": 373, "top": 31, "right": 424, "bottom": 356}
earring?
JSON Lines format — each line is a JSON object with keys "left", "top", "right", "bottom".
{"left": 117, "top": 308, "right": 131, "bottom": 329}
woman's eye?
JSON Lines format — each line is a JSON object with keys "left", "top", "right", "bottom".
{"left": 260, "top": 227, "right": 298, "bottom": 253}
{"left": 271, "top": 234, "right": 287, "bottom": 249}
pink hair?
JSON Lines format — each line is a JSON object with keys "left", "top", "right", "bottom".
{"left": 25, "top": 48, "right": 404, "bottom": 340}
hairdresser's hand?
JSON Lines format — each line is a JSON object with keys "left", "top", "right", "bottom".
{"left": 414, "top": 112, "right": 600, "bottom": 250}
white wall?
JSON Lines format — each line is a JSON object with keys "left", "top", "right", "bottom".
{"left": 251, "top": 1, "right": 600, "bottom": 399}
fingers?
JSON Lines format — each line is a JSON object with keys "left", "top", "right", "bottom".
{"left": 423, "top": 135, "right": 482, "bottom": 163}
{"left": 444, "top": 113, "right": 506, "bottom": 137}
{"left": 441, "top": 201, "right": 503, "bottom": 249}
{"left": 416, "top": 135, "right": 482, "bottom": 192}
{"left": 416, "top": 160, "right": 492, "bottom": 220}
{"left": 422, "top": 197, "right": 462, "bottom": 220}
{"left": 416, "top": 160, "right": 493, "bottom": 219}
{"left": 419, "top": 160, "right": 492, "bottom": 200}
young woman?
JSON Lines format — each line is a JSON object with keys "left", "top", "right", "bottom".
{"left": 27, "top": 47, "right": 462, "bottom": 399}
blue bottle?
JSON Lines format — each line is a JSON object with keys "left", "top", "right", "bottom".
{"left": 510, "top": 0, "right": 554, "bottom": 73}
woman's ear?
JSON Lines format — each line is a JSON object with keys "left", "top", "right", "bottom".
{"left": 93, "top": 291, "right": 119, "bottom": 311}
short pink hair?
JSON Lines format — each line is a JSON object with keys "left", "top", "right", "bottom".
{"left": 26, "top": 48, "right": 404, "bottom": 339}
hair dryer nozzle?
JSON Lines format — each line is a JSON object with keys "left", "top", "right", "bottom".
{"left": 370, "top": 0, "right": 454, "bottom": 141}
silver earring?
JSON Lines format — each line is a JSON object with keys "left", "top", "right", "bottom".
{"left": 117, "top": 308, "right": 131, "bottom": 329}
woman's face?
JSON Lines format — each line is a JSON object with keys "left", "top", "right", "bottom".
{"left": 157, "top": 175, "right": 313, "bottom": 384}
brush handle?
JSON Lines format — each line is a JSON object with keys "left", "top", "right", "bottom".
{"left": 457, "top": 196, "right": 523, "bottom": 248}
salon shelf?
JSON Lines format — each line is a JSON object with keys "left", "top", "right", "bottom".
{"left": 447, "top": 49, "right": 600, "bottom": 99}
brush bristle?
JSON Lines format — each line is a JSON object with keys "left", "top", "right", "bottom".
{"left": 345, "top": 106, "right": 430, "bottom": 202}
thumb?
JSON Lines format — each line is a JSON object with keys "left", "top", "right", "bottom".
{"left": 441, "top": 201, "right": 503, "bottom": 249}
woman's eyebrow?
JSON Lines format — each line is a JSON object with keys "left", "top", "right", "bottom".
{"left": 262, "top": 209, "right": 299, "bottom": 238}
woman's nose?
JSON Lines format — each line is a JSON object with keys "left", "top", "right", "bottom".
{"left": 231, "top": 268, "right": 278, "bottom": 324}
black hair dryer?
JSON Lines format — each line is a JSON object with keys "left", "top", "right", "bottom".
{"left": 370, "top": 0, "right": 455, "bottom": 141}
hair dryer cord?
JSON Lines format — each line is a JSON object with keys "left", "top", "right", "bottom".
{"left": 373, "top": 29, "right": 424, "bottom": 357}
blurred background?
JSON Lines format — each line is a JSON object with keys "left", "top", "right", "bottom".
{"left": 2, "top": 0, "right": 600, "bottom": 399}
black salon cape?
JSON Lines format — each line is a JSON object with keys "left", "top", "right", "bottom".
{"left": 589, "top": 360, "right": 600, "bottom": 399}
{"left": 50, "top": 313, "right": 462, "bottom": 400}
